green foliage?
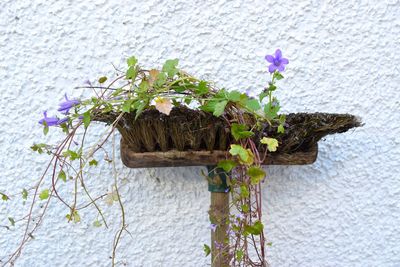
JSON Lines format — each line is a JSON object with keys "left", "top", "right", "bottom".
{"left": 260, "top": 137, "right": 279, "bottom": 152}
{"left": 98, "top": 76, "right": 107, "bottom": 84}
{"left": 62, "top": 150, "right": 81, "bottom": 160}
{"left": 245, "top": 98, "right": 261, "bottom": 111}
{"left": 22, "top": 189, "right": 28, "bottom": 200}
{"left": 217, "top": 160, "right": 237, "bottom": 172}
{"left": 83, "top": 111, "right": 91, "bottom": 129}
{"left": 126, "top": 56, "right": 138, "bottom": 67}
{"left": 39, "top": 189, "right": 49, "bottom": 200}
{"left": 8, "top": 217, "right": 15, "bottom": 226}
{"left": 89, "top": 159, "right": 98, "bottom": 166}
{"left": 231, "top": 123, "right": 254, "bottom": 141}
{"left": 213, "top": 100, "right": 228, "bottom": 117}
{"left": 244, "top": 221, "right": 264, "bottom": 236}
{"left": 247, "top": 166, "right": 266, "bottom": 184}
{"left": 229, "top": 144, "right": 254, "bottom": 165}
{"left": 58, "top": 170, "right": 67, "bottom": 182}
{"left": 1, "top": 192, "right": 9, "bottom": 201}
{"left": 162, "top": 59, "right": 179, "bottom": 77}
{"left": 203, "top": 244, "right": 211, "bottom": 257}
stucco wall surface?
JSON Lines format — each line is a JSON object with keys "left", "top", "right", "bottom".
{"left": 0, "top": 0, "right": 399, "bottom": 266}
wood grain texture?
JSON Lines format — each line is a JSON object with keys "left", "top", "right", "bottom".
{"left": 120, "top": 138, "right": 318, "bottom": 168}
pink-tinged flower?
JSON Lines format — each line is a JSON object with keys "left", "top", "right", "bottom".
{"left": 58, "top": 94, "right": 80, "bottom": 114}
{"left": 155, "top": 97, "right": 173, "bottom": 115}
{"left": 265, "top": 49, "right": 289, "bottom": 73}
{"left": 39, "top": 111, "right": 60, "bottom": 126}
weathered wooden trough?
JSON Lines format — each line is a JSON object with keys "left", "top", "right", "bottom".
{"left": 95, "top": 106, "right": 361, "bottom": 267}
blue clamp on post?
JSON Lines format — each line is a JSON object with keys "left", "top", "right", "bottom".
{"left": 207, "top": 165, "right": 230, "bottom": 193}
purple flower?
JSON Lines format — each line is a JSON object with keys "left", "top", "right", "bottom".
{"left": 210, "top": 224, "right": 217, "bottom": 232}
{"left": 57, "top": 117, "right": 69, "bottom": 125}
{"left": 58, "top": 94, "right": 80, "bottom": 115}
{"left": 265, "top": 49, "right": 289, "bottom": 73}
{"left": 38, "top": 111, "right": 60, "bottom": 126}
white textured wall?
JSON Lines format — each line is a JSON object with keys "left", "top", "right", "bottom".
{"left": 0, "top": 0, "right": 399, "bottom": 266}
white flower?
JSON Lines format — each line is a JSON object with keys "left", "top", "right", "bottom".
{"left": 155, "top": 97, "right": 173, "bottom": 115}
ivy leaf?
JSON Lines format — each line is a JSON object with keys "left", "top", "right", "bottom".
{"left": 1, "top": 192, "right": 9, "bottom": 201}
{"left": 240, "top": 185, "right": 249, "bottom": 198}
{"left": 122, "top": 99, "right": 134, "bottom": 113}
{"left": 259, "top": 92, "right": 268, "bottom": 102}
{"left": 245, "top": 98, "right": 261, "bottom": 111}
{"left": 83, "top": 111, "right": 91, "bottom": 129}
{"left": 39, "top": 189, "right": 49, "bottom": 200}
{"left": 229, "top": 145, "right": 254, "bottom": 165}
{"left": 22, "top": 189, "right": 28, "bottom": 200}
{"left": 58, "top": 170, "right": 67, "bottom": 182}
{"left": 260, "top": 137, "right": 279, "bottom": 152}
{"left": 264, "top": 100, "right": 280, "bottom": 120}
{"left": 195, "top": 81, "right": 209, "bottom": 95}
{"left": 203, "top": 244, "right": 211, "bottom": 257}
{"left": 155, "top": 72, "right": 167, "bottom": 87}
{"left": 93, "top": 220, "right": 102, "bottom": 227}
{"left": 231, "top": 123, "right": 254, "bottom": 141}
{"left": 244, "top": 221, "right": 264, "bottom": 236}
{"left": 274, "top": 72, "right": 284, "bottom": 80}
{"left": 162, "top": 59, "right": 179, "bottom": 77}
{"left": 217, "top": 160, "right": 237, "bottom": 172}
{"left": 268, "top": 83, "right": 277, "bottom": 91}
{"left": 8, "top": 217, "right": 15, "bottom": 226}
{"left": 247, "top": 166, "right": 266, "bottom": 184}
{"left": 236, "top": 250, "right": 244, "bottom": 261}
{"left": 98, "top": 76, "right": 107, "bottom": 84}
{"left": 126, "top": 66, "right": 138, "bottom": 79}
{"left": 126, "top": 56, "right": 138, "bottom": 67}
{"left": 213, "top": 100, "right": 228, "bottom": 117}
{"left": 89, "top": 159, "right": 98, "bottom": 166}
{"left": 277, "top": 124, "right": 285, "bottom": 134}
{"left": 62, "top": 150, "right": 81, "bottom": 160}
{"left": 227, "top": 90, "right": 241, "bottom": 102}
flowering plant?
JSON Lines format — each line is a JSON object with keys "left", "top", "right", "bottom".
{"left": 1, "top": 49, "right": 289, "bottom": 266}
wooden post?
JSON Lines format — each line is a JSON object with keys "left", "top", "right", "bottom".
{"left": 207, "top": 166, "right": 230, "bottom": 267}
{"left": 210, "top": 192, "right": 229, "bottom": 267}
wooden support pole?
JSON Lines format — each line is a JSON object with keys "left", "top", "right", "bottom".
{"left": 207, "top": 166, "right": 230, "bottom": 267}
{"left": 210, "top": 192, "right": 229, "bottom": 267}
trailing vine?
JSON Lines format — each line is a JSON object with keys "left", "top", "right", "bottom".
{"left": 1, "top": 49, "right": 289, "bottom": 266}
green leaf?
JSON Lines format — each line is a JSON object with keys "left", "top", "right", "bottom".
{"left": 89, "top": 159, "right": 98, "bottom": 166}
{"left": 264, "top": 100, "right": 280, "bottom": 120}
{"left": 231, "top": 123, "right": 254, "bottom": 141}
{"left": 98, "top": 76, "right": 107, "bottom": 84}
{"left": 58, "top": 170, "right": 67, "bottom": 182}
{"left": 277, "top": 124, "right": 285, "bottom": 134}
{"left": 31, "top": 143, "right": 47, "bottom": 154}
{"left": 126, "top": 66, "right": 137, "bottom": 79}
{"left": 93, "top": 220, "right": 102, "bottom": 227}
{"left": 126, "top": 56, "right": 138, "bottom": 67}
{"left": 268, "top": 83, "right": 277, "bottom": 91}
{"left": 43, "top": 124, "right": 49, "bottom": 135}
{"left": 39, "top": 189, "right": 49, "bottom": 200}
{"left": 8, "top": 217, "right": 15, "bottom": 226}
{"left": 245, "top": 98, "right": 261, "bottom": 111}
{"left": 259, "top": 92, "right": 268, "bottom": 102}
{"left": 217, "top": 160, "right": 237, "bottom": 172}
{"left": 240, "top": 185, "right": 249, "bottom": 198}
{"left": 195, "top": 81, "right": 209, "bottom": 95}
{"left": 227, "top": 90, "right": 241, "bottom": 102}
{"left": 274, "top": 72, "right": 284, "bottom": 80}
{"left": 22, "top": 189, "right": 28, "bottom": 200}
{"left": 66, "top": 210, "right": 81, "bottom": 223}
{"left": 236, "top": 250, "right": 244, "bottom": 261}
{"left": 162, "top": 59, "right": 179, "bottom": 77}
{"left": 83, "top": 111, "right": 91, "bottom": 129}
{"left": 62, "top": 150, "right": 81, "bottom": 160}
{"left": 260, "top": 137, "right": 279, "bottom": 152}
{"left": 203, "top": 244, "right": 211, "bottom": 257}
{"left": 241, "top": 204, "right": 249, "bottom": 213}
{"left": 122, "top": 99, "right": 134, "bottom": 113}
{"left": 247, "top": 166, "right": 266, "bottom": 184}
{"left": 229, "top": 145, "right": 254, "bottom": 165}
{"left": 1, "top": 192, "right": 9, "bottom": 201}
{"left": 244, "top": 221, "right": 264, "bottom": 236}
{"left": 134, "top": 101, "right": 147, "bottom": 120}
{"left": 213, "top": 100, "right": 228, "bottom": 117}
{"left": 155, "top": 72, "right": 167, "bottom": 87}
